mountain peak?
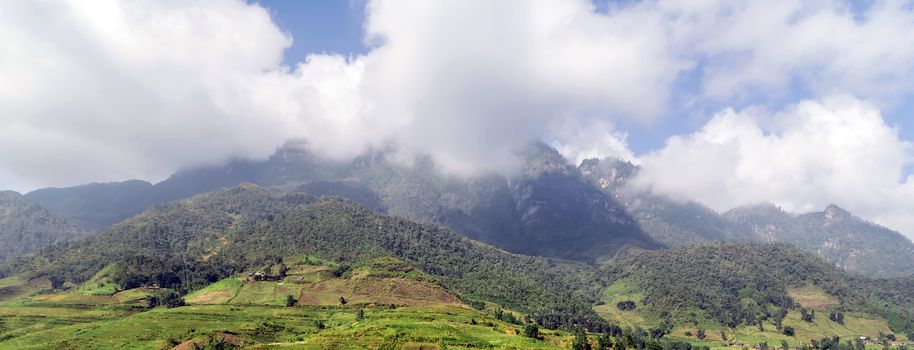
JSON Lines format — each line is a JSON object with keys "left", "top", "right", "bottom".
{"left": 823, "top": 204, "right": 853, "bottom": 222}
{"left": 0, "top": 190, "right": 21, "bottom": 199}
{"left": 578, "top": 157, "right": 638, "bottom": 190}
{"left": 518, "top": 142, "right": 574, "bottom": 177}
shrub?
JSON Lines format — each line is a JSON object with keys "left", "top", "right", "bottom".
{"left": 616, "top": 300, "right": 637, "bottom": 311}
{"left": 783, "top": 326, "right": 795, "bottom": 337}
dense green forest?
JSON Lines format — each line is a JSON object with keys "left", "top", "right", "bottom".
{"left": 602, "top": 243, "right": 914, "bottom": 338}
{"left": 0, "top": 191, "right": 88, "bottom": 262}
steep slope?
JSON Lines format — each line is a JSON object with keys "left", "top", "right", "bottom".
{"left": 0, "top": 191, "right": 88, "bottom": 261}
{"left": 3, "top": 185, "right": 608, "bottom": 330}
{"left": 508, "top": 144, "right": 659, "bottom": 261}
{"left": 579, "top": 158, "right": 756, "bottom": 247}
{"left": 581, "top": 157, "right": 914, "bottom": 277}
{"left": 726, "top": 204, "right": 914, "bottom": 277}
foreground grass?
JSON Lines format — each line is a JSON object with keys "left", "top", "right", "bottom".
{"left": 0, "top": 304, "right": 565, "bottom": 349}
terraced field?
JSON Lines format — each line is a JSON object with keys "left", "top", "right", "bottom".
{"left": 595, "top": 281, "right": 910, "bottom": 349}
{"left": 0, "top": 257, "right": 571, "bottom": 349}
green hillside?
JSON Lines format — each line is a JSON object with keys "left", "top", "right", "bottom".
{"left": 0, "top": 191, "right": 88, "bottom": 262}
{"left": 597, "top": 244, "right": 914, "bottom": 346}
{"left": 1, "top": 185, "right": 607, "bottom": 330}
{"left": 2, "top": 185, "right": 914, "bottom": 349}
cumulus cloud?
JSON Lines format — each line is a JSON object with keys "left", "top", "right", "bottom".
{"left": 5, "top": 0, "right": 914, "bottom": 240}
{"left": 0, "top": 0, "right": 686, "bottom": 191}
{"left": 0, "top": 0, "right": 294, "bottom": 190}
{"left": 633, "top": 95, "right": 914, "bottom": 238}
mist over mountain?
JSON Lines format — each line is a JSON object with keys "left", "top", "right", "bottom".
{"left": 18, "top": 140, "right": 913, "bottom": 278}
{"left": 581, "top": 157, "right": 914, "bottom": 277}
{"left": 20, "top": 142, "right": 658, "bottom": 264}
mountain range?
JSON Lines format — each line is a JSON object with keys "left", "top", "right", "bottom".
{"left": 2, "top": 144, "right": 914, "bottom": 347}
{"left": 7, "top": 142, "right": 912, "bottom": 277}
{"left": 581, "top": 157, "right": 914, "bottom": 277}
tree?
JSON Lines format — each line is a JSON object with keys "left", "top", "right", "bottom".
{"left": 802, "top": 309, "right": 815, "bottom": 323}
{"left": 697, "top": 328, "right": 706, "bottom": 340}
{"left": 49, "top": 275, "right": 65, "bottom": 290}
{"left": 332, "top": 264, "right": 349, "bottom": 278}
{"left": 285, "top": 294, "right": 297, "bottom": 307}
{"left": 829, "top": 311, "right": 845, "bottom": 325}
{"left": 596, "top": 333, "right": 612, "bottom": 350}
{"left": 783, "top": 326, "right": 796, "bottom": 337}
{"left": 617, "top": 300, "right": 637, "bottom": 311}
{"left": 573, "top": 328, "right": 592, "bottom": 350}
{"left": 524, "top": 323, "right": 540, "bottom": 339}
{"left": 339, "top": 296, "right": 347, "bottom": 305}
{"left": 277, "top": 263, "right": 288, "bottom": 279}
{"left": 356, "top": 308, "right": 365, "bottom": 321}
{"left": 148, "top": 290, "right": 185, "bottom": 309}
{"left": 775, "top": 309, "right": 787, "bottom": 330}
{"left": 758, "top": 320, "right": 765, "bottom": 332}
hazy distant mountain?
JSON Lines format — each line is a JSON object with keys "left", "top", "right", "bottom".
{"left": 726, "top": 203, "right": 914, "bottom": 277}
{"left": 24, "top": 180, "right": 157, "bottom": 230}
{"left": 581, "top": 157, "right": 914, "bottom": 277}
{"left": 0, "top": 191, "right": 88, "bottom": 261}
{"left": 23, "top": 144, "right": 337, "bottom": 229}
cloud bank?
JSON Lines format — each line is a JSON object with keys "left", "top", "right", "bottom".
{"left": 3, "top": 0, "right": 914, "bottom": 238}
{"left": 633, "top": 96, "right": 914, "bottom": 237}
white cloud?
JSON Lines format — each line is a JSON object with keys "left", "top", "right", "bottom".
{"left": 0, "top": 0, "right": 294, "bottom": 190}
{"left": 633, "top": 95, "right": 914, "bottom": 239}
{"left": 651, "top": 0, "right": 914, "bottom": 104}
{"left": 5, "top": 0, "right": 914, "bottom": 241}
{"left": 0, "top": 0, "right": 687, "bottom": 191}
